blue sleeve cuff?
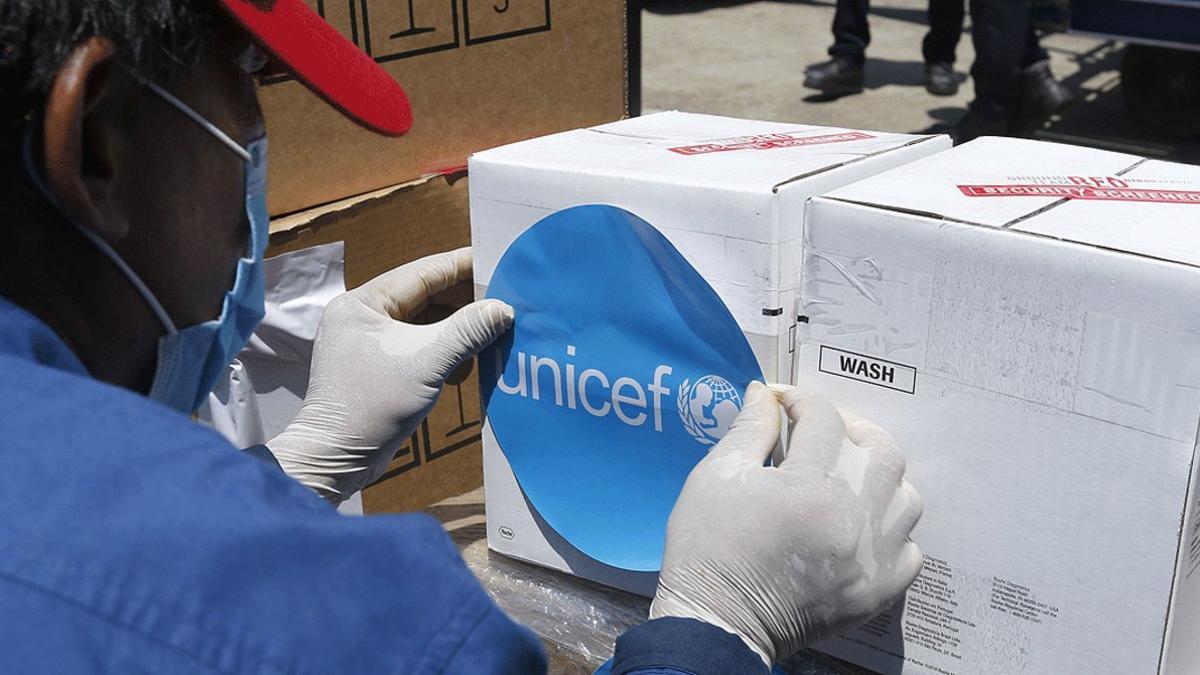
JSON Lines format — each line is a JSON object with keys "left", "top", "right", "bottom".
{"left": 612, "top": 617, "right": 771, "bottom": 675}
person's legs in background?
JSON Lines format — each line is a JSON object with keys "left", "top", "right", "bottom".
{"left": 1017, "top": 20, "right": 1075, "bottom": 125}
{"left": 955, "top": 0, "right": 1028, "bottom": 141}
{"left": 830, "top": 0, "right": 871, "bottom": 64}
{"left": 956, "top": 0, "right": 1076, "bottom": 142}
{"left": 922, "top": 0, "right": 965, "bottom": 95}
{"left": 1019, "top": 22, "right": 1050, "bottom": 68}
{"left": 804, "top": 0, "right": 869, "bottom": 96}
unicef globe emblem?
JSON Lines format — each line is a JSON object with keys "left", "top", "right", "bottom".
{"left": 676, "top": 375, "right": 743, "bottom": 446}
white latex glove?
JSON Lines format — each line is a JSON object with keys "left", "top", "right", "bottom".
{"left": 650, "top": 382, "right": 924, "bottom": 667}
{"left": 267, "top": 247, "right": 513, "bottom": 504}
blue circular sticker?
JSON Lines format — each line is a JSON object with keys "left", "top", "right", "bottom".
{"left": 481, "top": 204, "right": 763, "bottom": 571}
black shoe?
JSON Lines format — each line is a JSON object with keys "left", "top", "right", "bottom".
{"left": 1021, "top": 59, "right": 1075, "bottom": 117}
{"left": 804, "top": 57, "right": 864, "bottom": 96}
{"left": 925, "top": 62, "right": 959, "bottom": 96}
{"left": 950, "top": 108, "right": 1010, "bottom": 144}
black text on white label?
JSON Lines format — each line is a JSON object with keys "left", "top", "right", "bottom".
{"left": 819, "top": 346, "right": 916, "bottom": 394}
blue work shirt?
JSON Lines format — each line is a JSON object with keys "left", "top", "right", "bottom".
{"left": 0, "top": 296, "right": 768, "bottom": 674}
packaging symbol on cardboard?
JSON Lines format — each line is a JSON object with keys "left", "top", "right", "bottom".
{"left": 259, "top": 0, "right": 626, "bottom": 215}
{"left": 267, "top": 174, "right": 488, "bottom": 513}
{"left": 469, "top": 112, "right": 949, "bottom": 593}
{"left": 799, "top": 137, "right": 1200, "bottom": 674}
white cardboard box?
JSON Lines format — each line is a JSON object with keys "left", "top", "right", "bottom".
{"left": 469, "top": 112, "right": 949, "bottom": 593}
{"left": 800, "top": 137, "right": 1200, "bottom": 674}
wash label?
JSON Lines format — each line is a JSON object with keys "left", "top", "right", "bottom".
{"left": 819, "top": 345, "right": 916, "bottom": 394}
{"left": 481, "top": 205, "right": 762, "bottom": 572}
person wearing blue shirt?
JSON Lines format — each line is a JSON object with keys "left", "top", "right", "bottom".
{"left": 0, "top": 1, "right": 926, "bottom": 672}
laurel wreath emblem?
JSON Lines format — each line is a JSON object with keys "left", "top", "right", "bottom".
{"left": 677, "top": 378, "right": 718, "bottom": 446}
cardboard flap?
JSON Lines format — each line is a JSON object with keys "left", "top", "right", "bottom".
{"left": 824, "top": 137, "right": 1142, "bottom": 228}
{"left": 1013, "top": 159, "right": 1200, "bottom": 269}
{"left": 472, "top": 111, "right": 936, "bottom": 193}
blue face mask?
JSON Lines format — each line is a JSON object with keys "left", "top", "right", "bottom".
{"left": 23, "top": 77, "right": 268, "bottom": 414}
{"left": 147, "top": 133, "right": 268, "bottom": 413}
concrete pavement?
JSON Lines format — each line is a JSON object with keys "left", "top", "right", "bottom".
{"left": 640, "top": 0, "right": 1200, "bottom": 163}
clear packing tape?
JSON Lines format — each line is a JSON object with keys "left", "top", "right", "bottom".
{"left": 426, "top": 491, "right": 870, "bottom": 674}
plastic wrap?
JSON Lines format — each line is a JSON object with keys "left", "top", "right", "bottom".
{"left": 198, "top": 241, "right": 364, "bottom": 515}
{"left": 428, "top": 490, "right": 871, "bottom": 674}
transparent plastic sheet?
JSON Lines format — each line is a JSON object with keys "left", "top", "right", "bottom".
{"left": 427, "top": 490, "right": 871, "bottom": 674}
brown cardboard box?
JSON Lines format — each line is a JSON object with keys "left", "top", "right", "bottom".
{"left": 261, "top": 0, "right": 628, "bottom": 215}
{"left": 268, "top": 171, "right": 485, "bottom": 512}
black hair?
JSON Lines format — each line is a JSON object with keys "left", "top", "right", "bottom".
{"left": 0, "top": 0, "right": 217, "bottom": 132}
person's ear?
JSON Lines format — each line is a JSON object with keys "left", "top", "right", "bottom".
{"left": 41, "top": 36, "right": 129, "bottom": 241}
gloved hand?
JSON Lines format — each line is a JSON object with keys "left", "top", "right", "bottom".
{"left": 268, "top": 248, "right": 513, "bottom": 504}
{"left": 650, "top": 382, "right": 924, "bottom": 667}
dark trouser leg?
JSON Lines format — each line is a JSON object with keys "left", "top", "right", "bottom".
{"left": 1019, "top": 17, "right": 1049, "bottom": 67}
{"left": 969, "top": 0, "right": 1030, "bottom": 118}
{"left": 923, "top": 0, "right": 965, "bottom": 65}
{"left": 829, "top": 0, "right": 870, "bottom": 66}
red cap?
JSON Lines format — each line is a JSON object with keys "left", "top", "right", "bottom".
{"left": 218, "top": 0, "right": 412, "bottom": 136}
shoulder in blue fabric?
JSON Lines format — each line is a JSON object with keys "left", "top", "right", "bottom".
{"left": 480, "top": 205, "right": 763, "bottom": 572}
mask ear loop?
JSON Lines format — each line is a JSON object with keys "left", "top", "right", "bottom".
{"left": 129, "top": 73, "right": 252, "bottom": 163}
{"left": 128, "top": 67, "right": 258, "bottom": 261}
{"left": 20, "top": 120, "right": 179, "bottom": 336}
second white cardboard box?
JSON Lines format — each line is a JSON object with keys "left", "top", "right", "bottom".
{"left": 469, "top": 111, "right": 949, "bottom": 593}
{"left": 800, "top": 137, "right": 1200, "bottom": 674}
